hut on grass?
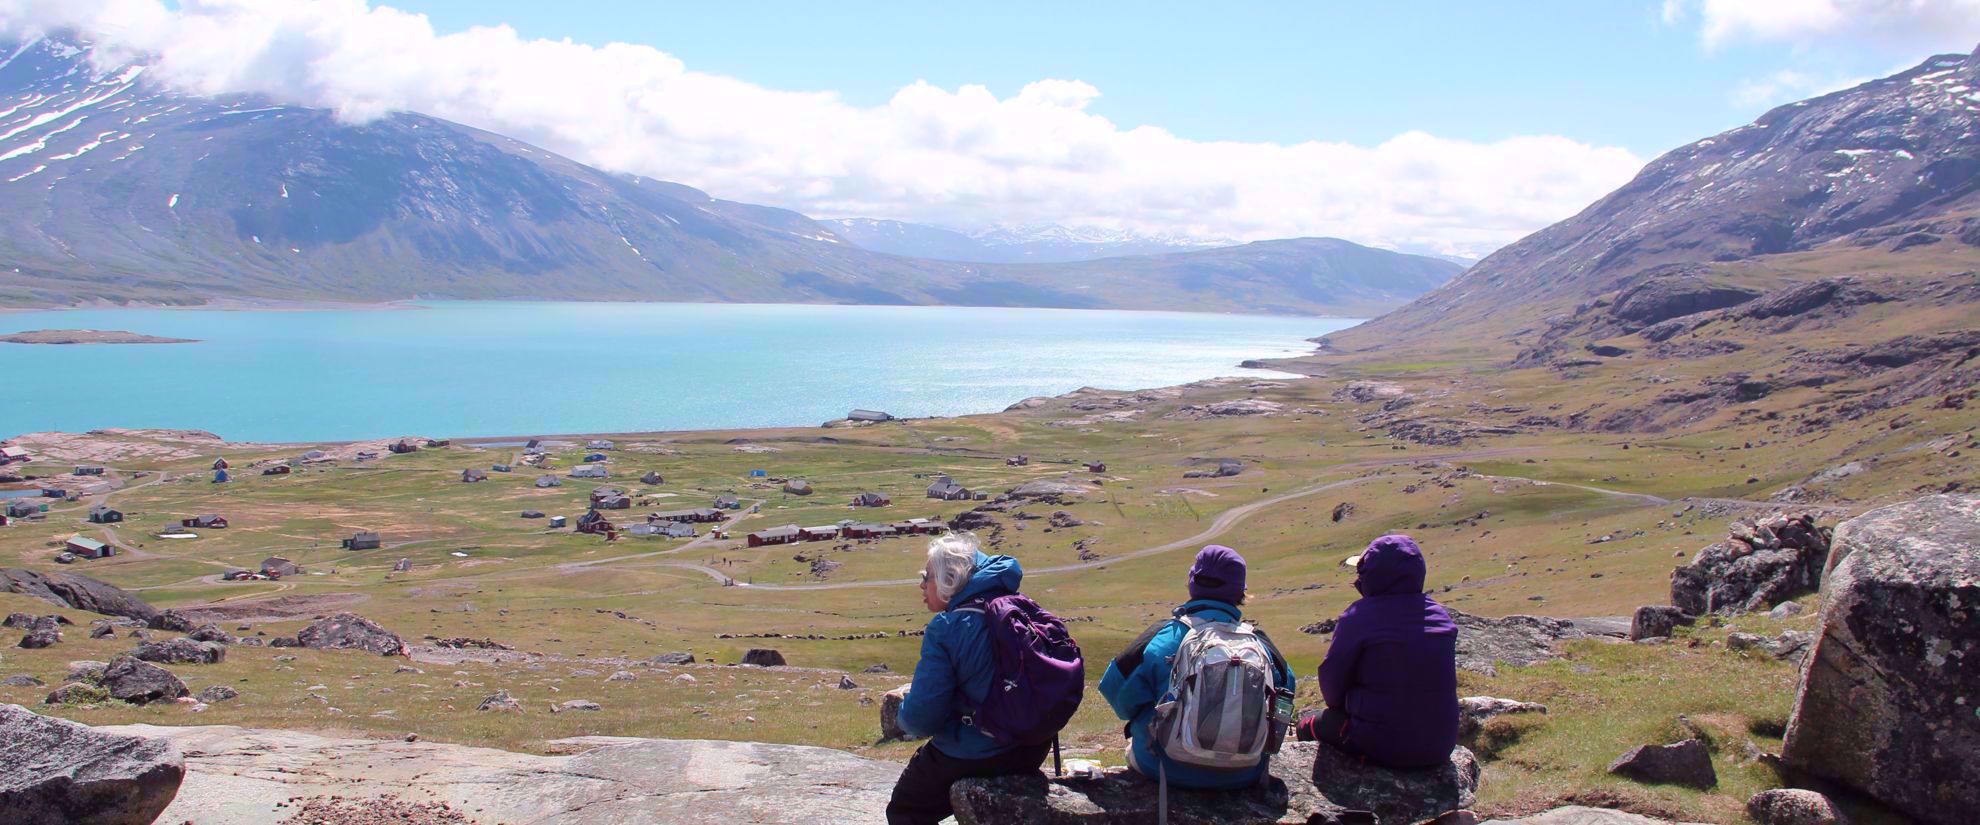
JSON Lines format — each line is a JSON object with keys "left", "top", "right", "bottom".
{"left": 342, "top": 531, "right": 382, "bottom": 551}
{"left": 88, "top": 505, "right": 123, "bottom": 524}
{"left": 641, "top": 471, "right": 664, "bottom": 485}
{"left": 784, "top": 479, "right": 814, "bottom": 496}
{"left": 65, "top": 535, "right": 112, "bottom": 559}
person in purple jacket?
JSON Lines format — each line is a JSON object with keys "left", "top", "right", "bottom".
{"left": 1298, "top": 533, "right": 1460, "bottom": 769}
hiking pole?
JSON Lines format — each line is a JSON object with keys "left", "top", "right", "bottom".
{"left": 1052, "top": 734, "right": 1062, "bottom": 777}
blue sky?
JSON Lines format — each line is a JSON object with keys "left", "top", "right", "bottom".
{"left": 21, "top": 0, "right": 1980, "bottom": 254}
{"left": 388, "top": 1, "right": 1946, "bottom": 157}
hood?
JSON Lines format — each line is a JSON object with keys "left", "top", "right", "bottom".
{"left": 1356, "top": 534, "right": 1426, "bottom": 597}
{"left": 951, "top": 551, "right": 1023, "bottom": 606}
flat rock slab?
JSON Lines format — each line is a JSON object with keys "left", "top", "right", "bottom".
{"left": 952, "top": 742, "right": 1477, "bottom": 824}
{"left": 1, "top": 704, "right": 184, "bottom": 825}
{"left": 102, "top": 724, "right": 901, "bottom": 824}
{"left": 1481, "top": 806, "right": 1712, "bottom": 825}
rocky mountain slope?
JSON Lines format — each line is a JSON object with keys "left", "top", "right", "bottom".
{"left": 822, "top": 218, "right": 1236, "bottom": 263}
{"left": 1322, "top": 44, "right": 1980, "bottom": 353}
{"left": 0, "top": 35, "right": 1456, "bottom": 316}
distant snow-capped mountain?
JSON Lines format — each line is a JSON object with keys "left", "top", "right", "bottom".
{"left": 823, "top": 218, "right": 1237, "bottom": 263}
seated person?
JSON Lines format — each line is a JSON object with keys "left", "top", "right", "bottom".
{"left": 1099, "top": 545, "right": 1296, "bottom": 790}
{"left": 886, "top": 535, "right": 1050, "bottom": 825}
{"left": 1300, "top": 534, "right": 1460, "bottom": 769}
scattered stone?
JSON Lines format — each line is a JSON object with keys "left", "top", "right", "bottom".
{"left": 672, "top": 674, "right": 696, "bottom": 685}
{"left": 1047, "top": 511, "right": 1083, "bottom": 528}
{"left": 43, "top": 682, "right": 109, "bottom": 705}
{"left": 1330, "top": 502, "right": 1356, "bottom": 522}
{"left": 64, "top": 661, "right": 106, "bottom": 685}
{"left": 477, "top": 690, "right": 523, "bottom": 712}
{"left": 1746, "top": 788, "right": 1849, "bottom": 825}
{"left": 606, "top": 670, "right": 637, "bottom": 682}
{"left": 1, "top": 674, "right": 45, "bottom": 687}
{"left": 838, "top": 675, "right": 858, "bottom": 690}
{"left": 149, "top": 610, "right": 197, "bottom": 633}
{"left": 130, "top": 638, "right": 226, "bottom": 665}
{"left": 185, "top": 625, "right": 232, "bottom": 644}
{"left": 1768, "top": 601, "right": 1805, "bottom": 619}
{"left": 1630, "top": 605, "right": 1693, "bottom": 641}
{"left": 100, "top": 656, "right": 188, "bottom": 705}
{"left": 1782, "top": 493, "right": 1978, "bottom": 824}
{"left": 0, "top": 703, "right": 184, "bottom": 825}
{"left": 862, "top": 663, "right": 890, "bottom": 673}
{"left": 296, "top": 613, "right": 409, "bottom": 656}
{"left": 194, "top": 685, "right": 238, "bottom": 703}
{"left": 950, "top": 742, "right": 1477, "bottom": 825}
{"left": 1726, "top": 633, "right": 1768, "bottom": 652}
{"left": 1449, "top": 610, "right": 1588, "bottom": 676}
{"left": 652, "top": 652, "right": 694, "bottom": 665}
{"left": 89, "top": 624, "right": 115, "bottom": 639}
{"left": 17, "top": 629, "right": 58, "bottom": 649}
{"left": 881, "top": 684, "right": 914, "bottom": 741}
{"left": 741, "top": 648, "right": 785, "bottom": 668}
{"left": 1479, "top": 807, "right": 1713, "bottom": 825}
{"left": 1458, "top": 696, "right": 1548, "bottom": 737}
{"left": 553, "top": 700, "right": 601, "bottom": 713}
{"left": 2, "top": 612, "right": 35, "bottom": 629}
{"left": 1607, "top": 739, "right": 1716, "bottom": 788}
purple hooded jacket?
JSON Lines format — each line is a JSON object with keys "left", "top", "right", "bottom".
{"left": 1316, "top": 535, "right": 1460, "bottom": 769}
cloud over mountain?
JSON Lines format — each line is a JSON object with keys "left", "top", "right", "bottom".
{"left": 0, "top": 0, "right": 1646, "bottom": 258}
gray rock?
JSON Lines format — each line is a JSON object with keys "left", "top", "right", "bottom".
{"left": 130, "top": 638, "right": 225, "bottom": 665}
{"left": 880, "top": 684, "right": 914, "bottom": 741}
{"left": 0, "top": 703, "right": 184, "bottom": 825}
{"left": 1450, "top": 610, "right": 1589, "bottom": 676}
{"left": 950, "top": 742, "right": 1478, "bottom": 825}
{"left": 18, "top": 629, "right": 59, "bottom": 648}
{"left": 1480, "top": 807, "right": 1712, "bottom": 825}
{"left": 606, "top": 670, "right": 637, "bottom": 682}
{"left": 1458, "top": 696, "right": 1547, "bottom": 737}
{"left": 741, "top": 648, "right": 786, "bottom": 667}
{"left": 295, "top": 612, "right": 408, "bottom": 656}
{"left": 65, "top": 661, "right": 106, "bottom": 685}
{"left": 553, "top": 699, "right": 601, "bottom": 713}
{"left": 1, "top": 674, "right": 45, "bottom": 687}
{"left": 44, "top": 682, "right": 109, "bottom": 705}
{"left": 0, "top": 569, "right": 161, "bottom": 625}
{"left": 1606, "top": 739, "right": 1716, "bottom": 788}
{"left": 1670, "top": 513, "right": 1830, "bottom": 616}
{"left": 1767, "top": 601, "right": 1805, "bottom": 619}
{"left": 477, "top": 690, "right": 522, "bottom": 712}
{"left": 2, "top": 612, "right": 35, "bottom": 628}
{"left": 100, "top": 656, "right": 188, "bottom": 705}
{"left": 1726, "top": 632, "right": 1768, "bottom": 652}
{"left": 1630, "top": 605, "right": 1693, "bottom": 640}
{"left": 838, "top": 675, "right": 858, "bottom": 690}
{"left": 1746, "top": 788, "right": 1848, "bottom": 825}
{"left": 186, "top": 624, "right": 232, "bottom": 644}
{"left": 88, "top": 624, "right": 115, "bottom": 639}
{"left": 862, "top": 663, "right": 890, "bottom": 673}
{"left": 193, "top": 686, "right": 238, "bottom": 703}
{"left": 148, "top": 610, "right": 197, "bottom": 633}
{"left": 1782, "top": 493, "right": 1979, "bottom": 825}
{"left": 652, "top": 651, "right": 694, "bottom": 665}
{"left": 1770, "top": 630, "right": 1815, "bottom": 666}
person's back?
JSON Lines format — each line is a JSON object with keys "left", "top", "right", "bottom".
{"left": 1315, "top": 535, "right": 1459, "bottom": 769}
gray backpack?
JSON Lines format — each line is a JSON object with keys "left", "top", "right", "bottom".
{"left": 1149, "top": 614, "right": 1293, "bottom": 823}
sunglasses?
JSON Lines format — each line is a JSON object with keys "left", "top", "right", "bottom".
{"left": 919, "top": 570, "right": 930, "bottom": 586}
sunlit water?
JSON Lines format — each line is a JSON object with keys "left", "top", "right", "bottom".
{"left": 0, "top": 302, "right": 1357, "bottom": 441}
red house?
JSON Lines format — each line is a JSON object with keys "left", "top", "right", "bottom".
{"left": 182, "top": 514, "right": 229, "bottom": 529}
{"left": 747, "top": 525, "right": 801, "bottom": 547}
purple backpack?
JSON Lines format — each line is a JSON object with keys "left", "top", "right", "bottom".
{"left": 953, "top": 592, "right": 1085, "bottom": 745}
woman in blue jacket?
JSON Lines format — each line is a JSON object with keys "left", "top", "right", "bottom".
{"left": 886, "top": 535, "right": 1050, "bottom": 825}
{"left": 1098, "top": 545, "right": 1296, "bottom": 789}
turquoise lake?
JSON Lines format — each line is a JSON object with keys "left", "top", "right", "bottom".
{"left": 0, "top": 303, "right": 1357, "bottom": 442}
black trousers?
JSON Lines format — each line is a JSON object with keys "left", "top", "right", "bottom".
{"left": 1296, "top": 707, "right": 1353, "bottom": 750}
{"left": 885, "top": 740, "right": 1051, "bottom": 825}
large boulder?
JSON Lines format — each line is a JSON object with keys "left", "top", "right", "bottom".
{"left": 0, "top": 703, "right": 184, "bottom": 825}
{"left": 186, "top": 624, "right": 232, "bottom": 644}
{"left": 1781, "top": 494, "right": 1979, "bottom": 825}
{"left": 1670, "top": 513, "right": 1830, "bottom": 616}
{"left": 0, "top": 569, "right": 161, "bottom": 625}
{"left": 1746, "top": 789, "right": 1848, "bottom": 825}
{"left": 147, "top": 610, "right": 197, "bottom": 633}
{"left": 950, "top": 742, "right": 1478, "bottom": 825}
{"left": 1449, "top": 610, "right": 1590, "bottom": 676}
{"left": 295, "top": 613, "right": 408, "bottom": 656}
{"left": 99, "top": 656, "right": 188, "bottom": 705}
{"left": 130, "top": 638, "right": 225, "bottom": 665}
{"left": 741, "top": 648, "right": 786, "bottom": 667}
{"left": 880, "top": 684, "right": 915, "bottom": 741}
{"left": 1629, "top": 605, "right": 1693, "bottom": 640}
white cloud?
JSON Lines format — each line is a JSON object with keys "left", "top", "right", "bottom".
{"left": 1663, "top": 0, "right": 1980, "bottom": 51}
{"left": 1729, "top": 68, "right": 1871, "bottom": 107}
{"left": 0, "top": 0, "right": 1646, "bottom": 257}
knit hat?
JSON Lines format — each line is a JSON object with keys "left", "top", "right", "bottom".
{"left": 1187, "top": 545, "right": 1247, "bottom": 605}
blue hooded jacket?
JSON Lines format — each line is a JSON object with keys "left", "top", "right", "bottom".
{"left": 1098, "top": 600, "right": 1297, "bottom": 790}
{"left": 897, "top": 551, "right": 1024, "bottom": 759}
{"left": 1317, "top": 536, "right": 1460, "bottom": 769}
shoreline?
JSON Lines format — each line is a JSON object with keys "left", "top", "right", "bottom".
{"left": 0, "top": 296, "right": 1362, "bottom": 320}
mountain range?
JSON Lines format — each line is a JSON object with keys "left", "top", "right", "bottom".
{"left": 819, "top": 218, "right": 1236, "bottom": 264}
{"left": 0, "top": 34, "right": 1458, "bottom": 317}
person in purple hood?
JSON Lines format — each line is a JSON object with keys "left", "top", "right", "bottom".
{"left": 1298, "top": 534, "right": 1460, "bottom": 769}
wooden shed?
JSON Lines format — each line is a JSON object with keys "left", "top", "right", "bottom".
{"left": 342, "top": 531, "right": 382, "bottom": 550}
{"left": 88, "top": 506, "right": 122, "bottom": 524}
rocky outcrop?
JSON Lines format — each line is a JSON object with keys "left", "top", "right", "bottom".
{"left": 130, "top": 638, "right": 225, "bottom": 665}
{"left": 148, "top": 610, "right": 197, "bottom": 633}
{"left": 951, "top": 742, "right": 1477, "bottom": 825}
{"left": 1782, "top": 494, "right": 1979, "bottom": 825}
{"left": 741, "top": 648, "right": 786, "bottom": 667}
{"left": 1670, "top": 513, "right": 1831, "bottom": 616}
{"left": 193, "top": 686, "right": 237, "bottom": 704}
{"left": 1607, "top": 739, "right": 1716, "bottom": 788}
{"left": 0, "top": 704, "right": 184, "bottom": 825}
{"left": 186, "top": 624, "right": 232, "bottom": 644}
{"left": 0, "top": 569, "right": 159, "bottom": 624}
{"left": 1005, "top": 479, "right": 1094, "bottom": 500}
{"left": 1457, "top": 696, "right": 1547, "bottom": 737}
{"left": 1449, "top": 610, "right": 1591, "bottom": 676}
{"left": 1746, "top": 789, "right": 1848, "bottom": 825}
{"left": 295, "top": 612, "right": 408, "bottom": 656}
{"left": 1609, "top": 274, "right": 1760, "bottom": 327}
{"left": 1480, "top": 808, "right": 1712, "bottom": 825}
{"left": 102, "top": 725, "right": 903, "bottom": 824}
{"left": 99, "top": 656, "right": 188, "bottom": 705}
{"left": 1629, "top": 605, "right": 1693, "bottom": 640}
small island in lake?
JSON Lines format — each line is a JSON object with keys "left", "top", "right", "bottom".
{"left": 0, "top": 328, "right": 199, "bottom": 345}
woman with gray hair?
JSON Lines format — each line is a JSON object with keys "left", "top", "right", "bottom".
{"left": 886, "top": 533, "right": 1051, "bottom": 825}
